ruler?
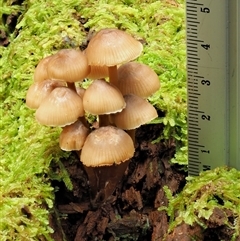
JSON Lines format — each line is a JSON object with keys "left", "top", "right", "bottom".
{"left": 186, "top": 0, "right": 240, "bottom": 176}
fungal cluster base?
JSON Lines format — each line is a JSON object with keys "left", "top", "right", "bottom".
{"left": 26, "top": 28, "right": 161, "bottom": 208}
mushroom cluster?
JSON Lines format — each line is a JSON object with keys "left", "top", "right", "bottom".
{"left": 26, "top": 28, "right": 160, "bottom": 207}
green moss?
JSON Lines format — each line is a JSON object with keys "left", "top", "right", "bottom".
{"left": 160, "top": 167, "right": 240, "bottom": 240}
{"left": 1, "top": 0, "right": 186, "bottom": 239}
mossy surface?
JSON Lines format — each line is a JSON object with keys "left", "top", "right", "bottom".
{"left": 161, "top": 167, "right": 240, "bottom": 240}
{"left": 1, "top": 0, "right": 239, "bottom": 240}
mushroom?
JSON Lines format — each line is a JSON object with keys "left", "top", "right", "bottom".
{"left": 85, "top": 28, "right": 143, "bottom": 86}
{"left": 116, "top": 61, "right": 160, "bottom": 98}
{"left": 35, "top": 86, "right": 84, "bottom": 127}
{"left": 47, "top": 49, "right": 90, "bottom": 91}
{"left": 83, "top": 79, "right": 126, "bottom": 126}
{"left": 59, "top": 119, "right": 90, "bottom": 151}
{"left": 26, "top": 79, "right": 65, "bottom": 109}
{"left": 111, "top": 94, "right": 158, "bottom": 143}
{"left": 33, "top": 55, "right": 53, "bottom": 83}
{"left": 80, "top": 126, "right": 135, "bottom": 207}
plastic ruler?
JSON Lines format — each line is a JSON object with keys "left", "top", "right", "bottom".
{"left": 186, "top": 0, "right": 240, "bottom": 176}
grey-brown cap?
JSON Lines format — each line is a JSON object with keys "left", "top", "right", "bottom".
{"left": 117, "top": 62, "right": 160, "bottom": 98}
{"left": 47, "top": 49, "right": 90, "bottom": 82}
{"left": 34, "top": 55, "right": 53, "bottom": 83}
{"left": 85, "top": 28, "right": 143, "bottom": 66}
{"left": 111, "top": 94, "right": 158, "bottom": 130}
{"left": 26, "top": 79, "right": 65, "bottom": 109}
{"left": 35, "top": 87, "right": 84, "bottom": 127}
{"left": 83, "top": 79, "right": 126, "bottom": 115}
{"left": 80, "top": 126, "right": 135, "bottom": 167}
{"left": 59, "top": 120, "right": 90, "bottom": 151}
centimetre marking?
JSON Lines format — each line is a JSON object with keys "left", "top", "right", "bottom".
{"left": 186, "top": 0, "right": 240, "bottom": 175}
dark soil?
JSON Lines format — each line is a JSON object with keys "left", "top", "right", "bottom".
{"left": 50, "top": 123, "right": 239, "bottom": 241}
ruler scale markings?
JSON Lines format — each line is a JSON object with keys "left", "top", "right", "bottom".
{"left": 188, "top": 60, "right": 199, "bottom": 63}
{"left": 186, "top": 21, "right": 200, "bottom": 24}
{"left": 189, "top": 133, "right": 199, "bottom": 136}
{"left": 187, "top": 53, "right": 198, "bottom": 56}
{"left": 188, "top": 95, "right": 198, "bottom": 98}
{"left": 187, "top": 39, "right": 203, "bottom": 42}
{"left": 188, "top": 166, "right": 200, "bottom": 170}
{"left": 186, "top": 43, "right": 198, "bottom": 46}
{"left": 188, "top": 57, "right": 200, "bottom": 60}
{"left": 191, "top": 84, "right": 199, "bottom": 88}
{"left": 186, "top": 13, "right": 198, "bottom": 16}
{"left": 188, "top": 127, "right": 201, "bottom": 131}
{"left": 189, "top": 153, "right": 200, "bottom": 157}
{"left": 188, "top": 86, "right": 198, "bottom": 89}
{"left": 188, "top": 146, "right": 199, "bottom": 150}
{"left": 187, "top": 2, "right": 203, "bottom": 6}
{"left": 188, "top": 144, "right": 204, "bottom": 148}
{"left": 187, "top": 0, "right": 239, "bottom": 175}
{"left": 188, "top": 36, "right": 198, "bottom": 39}
{"left": 189, "top": 149, "right": 200, "bottom": 152}
{"left": 189, "top": 103, "right": 198, "bottom": 106}
{"left": 188, "top": 119, "right": 198, "bottom": 122}
{"left": 189, "top": 133, "right": 198, "bottom": 138}
{"left": 188, "top": 165, "right": 199, "bottom": 169}
{"left": 189, "top": 133, "right": 198, "bottom": 139}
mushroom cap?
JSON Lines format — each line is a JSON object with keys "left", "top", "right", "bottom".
{"left": 47, "top": 49, "right": 90, "bottom": 82}
{"left": 117, "top": 62, "right": 160, "bottom": 98}
{"left": 80, "top": 126, "right": 135, "bottom": 167}
{"left": 83, "top": 79, "right": 126, "bottom": 115}
{"left": 85, "top": 28, "right": 143, "bottom": 66}
{"left": 111, "top": 94, "right": 158, "bottom": 130}
{"left": 34, "top": 55, "right": 53, "bottom": 82}
{"left": 26, "top": 79, "right": 65, "bottom": 109}
{"left": 59, "top": 120, "right": 90, "bottom": 151}
{"left": 35, "top": 87, "right": 84, "bottom": 127}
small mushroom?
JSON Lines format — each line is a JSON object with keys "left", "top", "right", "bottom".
{"left": 85, "top": 28, "right": 143, "bottom": 86}
{"left": 59, "top": 119, "right": 90, "bottom": 151}
{"left": 47, "top": 49, "right": 90, "bottom": 91}
{"left": 83, "top": 79, "right": 126, "bottom": 126}
{"left": 35, "top": 87, "right": 84, "bottom": 127}
{"left": 111, "top": 94, "right": 158, "bottom": 142}
{"left": 80, "top": 126, "right": 135, "bottom": 207}
{"left": 116, "top": 61, "right": 160, "bottom": 98}
{"left": 26, "top": 79, "right": 65, "bottom": 109}
{"left": 33, "top": 55, "right": 53, "bottom": 83}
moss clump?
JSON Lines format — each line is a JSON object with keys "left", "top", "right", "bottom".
{"left": 161, "top": 167, "right": 240, "bottom": 240}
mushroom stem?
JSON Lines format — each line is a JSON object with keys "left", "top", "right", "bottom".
{"left": 108, "top": 65, "right": 118, "bottom": 86}
{"left": 98, "top": 114, "right": 110, "bottom": 127}
{"left": 67, "top": 82, "right": 77, "bottom": 92}
{"left": 79, "top": 116, "right": 90, "bottom": 128}
{"left": 126, "top": 129, "right": 136, "bottom": 144}
{"left": 84, "top": 160, "right": 130, "bottom": 208}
